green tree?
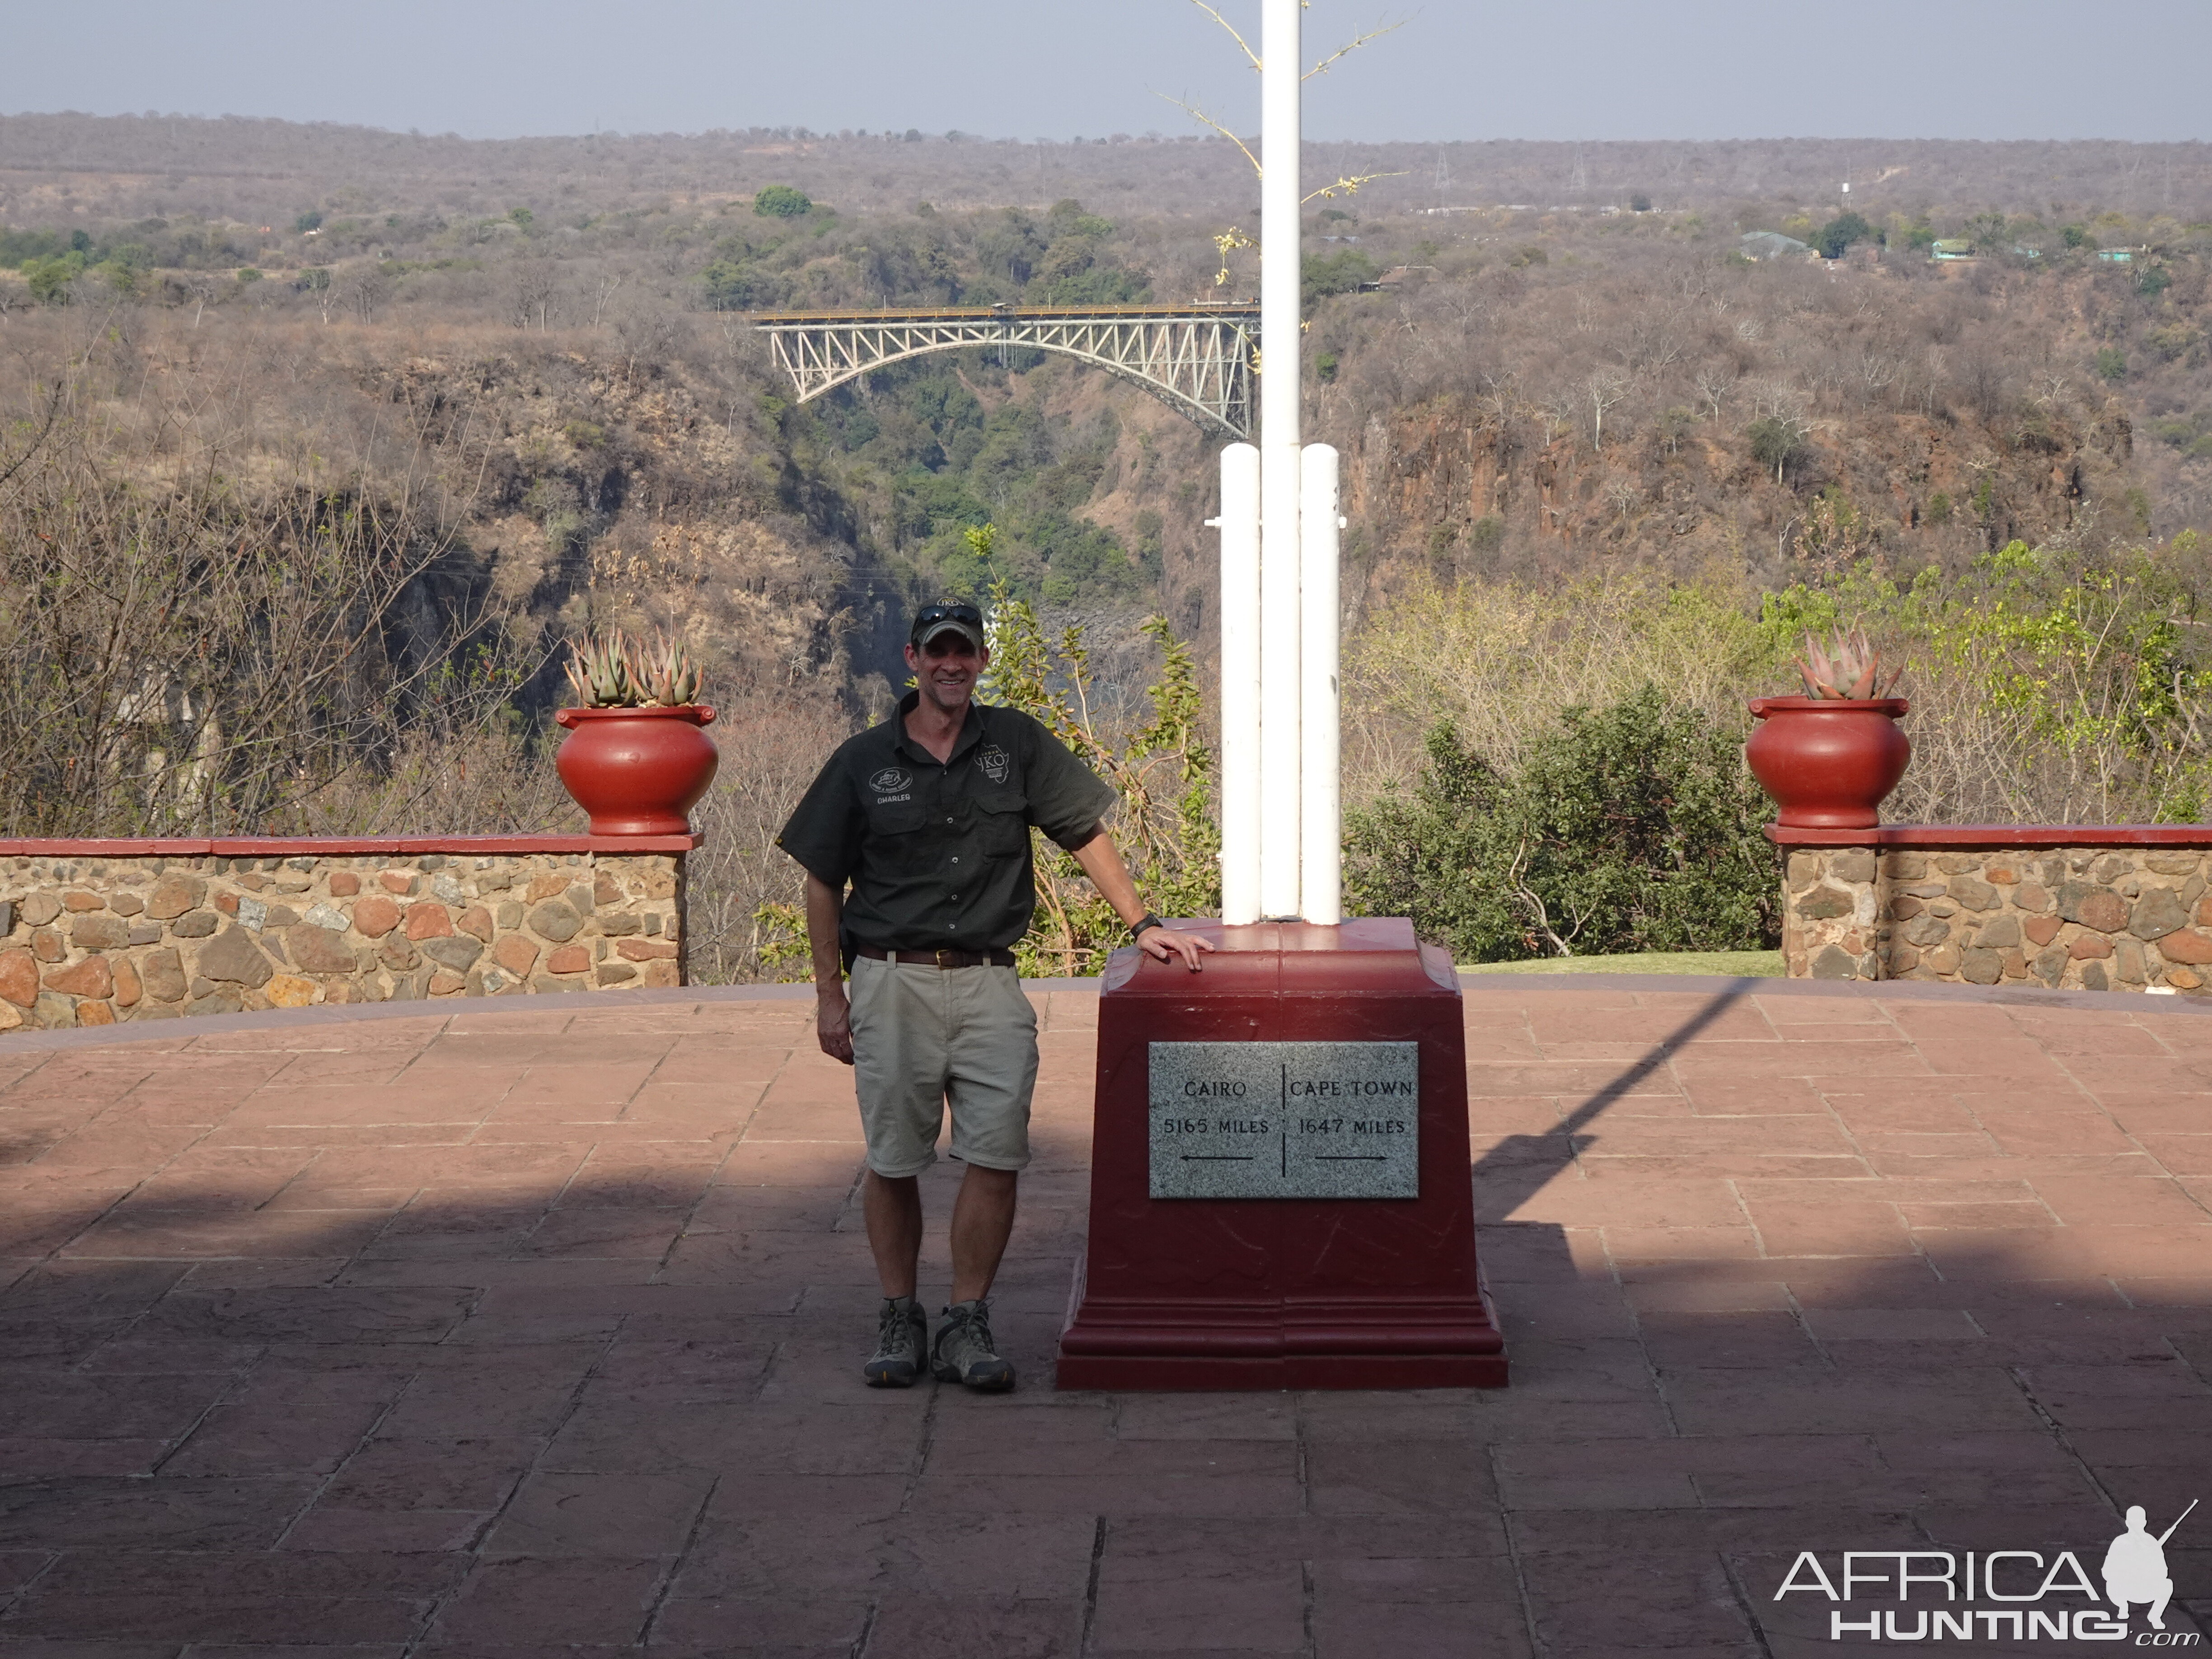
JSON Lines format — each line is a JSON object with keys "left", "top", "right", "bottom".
{"left": 1748, "top": 415, "right": 1810, "bottom": 484}
{"left": 1816, "top": 210, "right": 1874, "bottom": 259}
{"left": 1303, "top": 247, "right": 1379, "bottom": 305}
{"left": 753, "top": 185, "right": 813, "bottom": 219}
{"left": 701, "top": 257, "right": 789, "bottom": 311}
{"left": 1345, "top": 690, "right": 1777, "bottom": 961}
{"left": 23, "top": 253, "right": 84, "bottom": 304}
{"left": 1962, "top": 211, "right": 2010, "bottom": 251}
{"left": 2095, "top": 347, "right": 2128, "bottom": 382}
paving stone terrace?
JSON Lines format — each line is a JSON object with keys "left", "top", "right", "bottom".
{"left": 0, "top": 976, "right": 2208, "bottom": 1656}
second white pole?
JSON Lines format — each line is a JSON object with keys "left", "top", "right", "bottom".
{"left": 1256, "top": 0, "right": 1303, "bottom": 920}
{"left": 1299, "top": 444, "right": 1341, "bottom": 925}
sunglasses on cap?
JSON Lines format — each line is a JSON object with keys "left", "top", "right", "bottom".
{"left": 909, "top": 602, "right": 984, "bottom": 642}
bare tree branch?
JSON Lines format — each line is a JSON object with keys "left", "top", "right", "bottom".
{"left": 1184, "top": 0, "right": 1262, "bottom": 72}
{"left": 1303, "top": 169, "right": 1411, "bottom": 205}
{"left": 1305, "top": 19, "right": 1406, "bottom": 80}
{"left": 1154, "top": 92, "right": 1261, "bottom": 178}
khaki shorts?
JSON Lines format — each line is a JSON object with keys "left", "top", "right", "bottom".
{"left": 847, "top": 955, "right": 1039, "bottom": 1178}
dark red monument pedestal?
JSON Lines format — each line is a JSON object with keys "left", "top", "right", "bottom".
{"left": 1056, "top": 917, "right": 1508, "bottom": 1391}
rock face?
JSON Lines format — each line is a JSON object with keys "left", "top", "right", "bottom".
{"left": 1783, "top": 843, "right": 2212, "bottom": 994}
{"left": 0, "top": 847, "right": 689, "bottom": 1029}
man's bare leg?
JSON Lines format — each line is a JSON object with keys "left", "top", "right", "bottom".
{"left": 948, "top": 1165, "right": 1018, "bottom": 1304}
{"left": 862, "top": 1171, "right": 923, "bottom": 1299}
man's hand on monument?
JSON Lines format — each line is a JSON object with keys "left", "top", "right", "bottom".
{"left": 816, "top": 989, "right": 855, "bottom": 1065}
{"left": 1138, "top": 925, "right": 1214, "bottom": 973}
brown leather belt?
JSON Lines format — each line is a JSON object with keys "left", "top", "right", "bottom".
{"left": 856, "top": 945, "right": 1017, "bottom": 969}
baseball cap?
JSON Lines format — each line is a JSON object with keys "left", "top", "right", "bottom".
{"left": 909, "top": 601, "right": 985, "bottom": 652}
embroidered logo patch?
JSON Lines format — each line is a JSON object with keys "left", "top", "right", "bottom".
{"left": 868, "top": 767, "right": 911, "bottom": 795}
{"left": 975, "top": 745, "right": 1011, "bottom": 784}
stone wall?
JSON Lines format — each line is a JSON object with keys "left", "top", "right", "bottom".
{"left": 0, "top": 838, "right": 693, "bottom": 1031}
{"left": 1781, "top": 835, "right": 2212, "bottom": 992}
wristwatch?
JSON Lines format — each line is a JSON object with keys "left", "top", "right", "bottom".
{"left": 1129, "top": 911, "right": 1166, "bottom": 941}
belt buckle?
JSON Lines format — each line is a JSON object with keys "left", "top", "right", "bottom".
{"left": 935, "top": 948, "right": 960, "bottom": 970}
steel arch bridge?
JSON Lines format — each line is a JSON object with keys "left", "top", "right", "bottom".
{"left": 752, "top": 302, "right": 1261, "bottom": 441}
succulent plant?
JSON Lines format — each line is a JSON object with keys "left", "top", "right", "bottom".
{"left": 635, "top": 631, "right": 703, "bottom": 708}
{"left": 1795, "top": 625, "right": 1903, "bottom": 700}
{"left": 564, "top": 630, "right": 637, "bottom": 707}
{"left": 563, "top": 628, "right": 703, "bottom": 708}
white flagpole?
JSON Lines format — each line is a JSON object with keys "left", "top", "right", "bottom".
{"left": 1256, "top": 0, "right": 1303, "bottom": 919}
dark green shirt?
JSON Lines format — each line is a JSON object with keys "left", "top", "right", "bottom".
{"left": 777, "top": 694, "right": 1119, "bottom": 954}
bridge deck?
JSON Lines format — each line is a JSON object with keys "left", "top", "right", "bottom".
{"left": 752, "top": 302, "right": 1258, "bottom": 325}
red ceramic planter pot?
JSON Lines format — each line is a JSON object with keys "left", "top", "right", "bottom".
{"left": 554, "top": 705, "right": 719, "bottom": 835}
{"left": 1744, "top": 696, "right": 1910, "bottom": 829}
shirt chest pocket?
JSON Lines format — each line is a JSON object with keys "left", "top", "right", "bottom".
{"left": 863, "top": 801, "right": 932, "bottom": 870}
{"left": 973, "top": 787, "right": 1031, "bottom": 858}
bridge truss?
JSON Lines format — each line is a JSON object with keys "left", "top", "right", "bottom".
{"left": 753, "top": 303, "right": 1260, "bottom": 441}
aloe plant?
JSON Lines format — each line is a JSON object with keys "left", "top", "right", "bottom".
{"left": 635, "top": 631, "right": 703, "bottom": 708}
{"left": 564, "top": 630, "right": 635, "bottom": 707}
{"left": 563, "top": 628, "right": 703, "bottom": 708}
{"left": 1795, "top": 626, "right": 1903, "bottom": 699}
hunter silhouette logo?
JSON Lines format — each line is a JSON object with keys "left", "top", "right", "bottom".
{"left": 1773, "top": 1499, "right": 2200, "bottom": 1643}
{"left": 2106, "top": 1500, "right": 2193, "bottom": 1633}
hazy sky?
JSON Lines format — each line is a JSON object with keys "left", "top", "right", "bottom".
{"left": 5, "top": 0, "right": 2208, "bottom": 145}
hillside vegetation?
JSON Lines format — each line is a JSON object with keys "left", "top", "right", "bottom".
{"left": 4, "top": 117, "right": 2211, "bottom": 972}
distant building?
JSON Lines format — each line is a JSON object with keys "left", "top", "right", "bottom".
{"left": 1739, "top": 231, "right": 1813, "bottom": 262}
{"left": 1930, "top": 239, "right": 1975, "bottom": 262}
{"left": 2098, "top": 248, "right": 2136, "bottom": 264}
{"left": 1357, "top": 265, "right": 1436, "bottom": 294}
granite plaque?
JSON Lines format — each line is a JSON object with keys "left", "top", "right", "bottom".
{"left": 1148, "top": 1041, "right": 1420, "bottom": 1200}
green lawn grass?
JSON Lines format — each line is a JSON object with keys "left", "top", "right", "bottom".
{"left": 1458, "top": 949, "right": 1785, "bottom": 978}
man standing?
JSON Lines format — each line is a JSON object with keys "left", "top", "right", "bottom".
{"left": 777, "top": 601, "right": 1211, "bottom": 1392}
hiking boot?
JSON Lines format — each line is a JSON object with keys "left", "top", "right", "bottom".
{"left": 862, "top": 1295, "right": 928, "bottom": 1388}
{"left": 931, "top": 1298, "right": 1016, "bottom": 1392}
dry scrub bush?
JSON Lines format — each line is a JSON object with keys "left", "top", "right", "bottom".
{"left": 685, "top": 698, "right": 855, "bottom": 984}
{"left": 1354, "top": 538, "right": 2212, "bottom": 839}
{"left": 1776, "top": 538, "right": 2212, "bottom": 825}
{"left": 0, "top": 334, "right": 549, "bottom": 837}
{"left": 300, "top": 723, "right": 578, "bottom": 838}
{"left": 1341, "top": 567, "right": 1781, "bottom": 805}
